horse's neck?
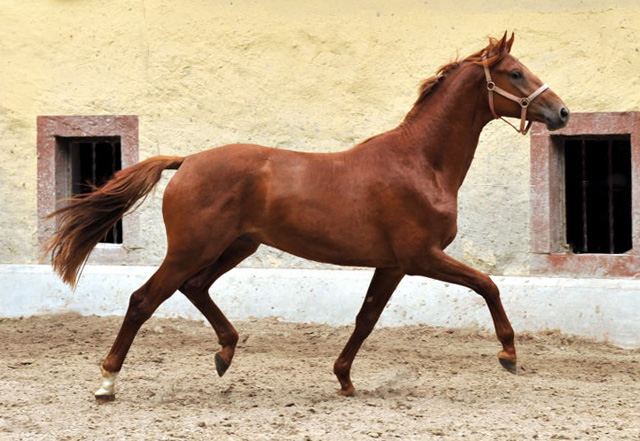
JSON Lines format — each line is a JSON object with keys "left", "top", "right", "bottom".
{"left": 398, "top": 66, "right": 492, "bottom": 190}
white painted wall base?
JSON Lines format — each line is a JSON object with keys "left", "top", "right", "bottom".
{"left": 1, "top": 265, "right": 639, "bottom": 349}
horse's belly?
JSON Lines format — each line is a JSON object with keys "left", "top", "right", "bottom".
{"left": 255, "top": 225, "right": 397, "bottom": 268}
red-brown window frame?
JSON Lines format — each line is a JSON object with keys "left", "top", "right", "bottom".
{"left": 530, "top": 112, "right": 640, "bottom": 277}
{"left": 37, "top": 115, "right": 139, "bottom": 264}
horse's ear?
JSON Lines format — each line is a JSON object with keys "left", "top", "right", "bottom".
{"left": 505, "top": 32, "right": 515, "bottom": 53}
{"left": 496, "top": 31, "right": 509, "bottom": 54}
{"left": 485, "top": 32, "right": 512, "bottom": 59}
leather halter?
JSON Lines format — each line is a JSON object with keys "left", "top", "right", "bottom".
{"left": 482, "top": 56, "right": 549, "bottom": 135}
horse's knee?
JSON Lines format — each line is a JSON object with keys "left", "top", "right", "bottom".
{"left": 474, "top": 274, "right": 500, "bottom": 301}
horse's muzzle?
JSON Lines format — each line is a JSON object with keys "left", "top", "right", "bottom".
{"left": 544, "top": 105, "right": 570, "bottom": 131}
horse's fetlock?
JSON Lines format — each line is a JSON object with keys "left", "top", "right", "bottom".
{"left": 333, "top": 359, "right": 349, "bottom": 376}
{"left": 219, "top": 329, "right": 238, "bottom": 347}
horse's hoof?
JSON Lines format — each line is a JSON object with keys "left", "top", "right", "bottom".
{"left": 215, "top": 353, "right": 229, "bottom": 377}
{"left": 95, "top": 394, "right": 115, "bottom": 403}
{"left": 499, "top": 356, "right": 517, "bottom": 374}
{"left": 337, "top": 386, "right": 356, "bottom": 397}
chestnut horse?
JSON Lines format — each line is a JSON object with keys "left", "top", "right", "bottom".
{"left": 44, "top": 33, "right": 569, "bottom": 401}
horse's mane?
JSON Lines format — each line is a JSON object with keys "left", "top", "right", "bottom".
{"left": 407, "top": 34, "right": 513, "bottom": 117}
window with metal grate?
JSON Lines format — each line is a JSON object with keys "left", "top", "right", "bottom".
{"left": 530, "top": 112, "right": 640, "bottom": 277}
{"left": 564, "top": 136, "right": 632, "bottom": 254}
{"left": 38, "top": 115, "right": 139, "bottom": 263}
{"left": 61, "top": 136, "right": 123, "bottom": 244}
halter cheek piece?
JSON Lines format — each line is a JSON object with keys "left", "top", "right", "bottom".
{"left": 482, "top": 55, "right": 549, "bottom": 135}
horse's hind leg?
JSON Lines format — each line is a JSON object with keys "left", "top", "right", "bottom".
{"left": 334, "top": 267, "right": 404, "bottom": 396}
{"left": 179, "top": 238, "right": 259, "bottom": 377}
{"left": 95, "top": 252, "right": 220, "bottom": 402}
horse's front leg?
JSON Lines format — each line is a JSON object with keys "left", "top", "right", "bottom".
{"left": 334, "top": 267, "right": 404, "bottom": 396}
{"left": 403, "top": 249, "right": 517, "bottom": 372}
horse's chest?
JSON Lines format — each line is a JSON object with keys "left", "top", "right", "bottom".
{"left": 402, "top": 191, "right": 459, "bottom": 245}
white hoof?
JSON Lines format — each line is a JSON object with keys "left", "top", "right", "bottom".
{"left": 95, "top": 365, "right": 118, "bottom": 398}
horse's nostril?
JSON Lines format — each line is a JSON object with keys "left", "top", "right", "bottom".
{"left": 560, "top": 107, "right": 569, "bottom": 119}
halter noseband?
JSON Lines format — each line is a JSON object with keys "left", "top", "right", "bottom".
{"left": 482, "top": 55, "right": 549, "bottom": 135}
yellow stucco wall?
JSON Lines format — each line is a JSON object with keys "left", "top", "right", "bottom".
{"left": 1, "top": 0, "right": 639, "bottom": 274}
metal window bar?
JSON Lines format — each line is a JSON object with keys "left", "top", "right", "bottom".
{"left": 607, "top": 138, "right": 615, "bottom": 254}
{"left": 110, "top": 141, "right": 120, "bottom": 244}
{"left": 91, "top": 141, "right": 97, "bottom": 188}
{"left": 580, "top": 138, "right": 588, "bottom": 253}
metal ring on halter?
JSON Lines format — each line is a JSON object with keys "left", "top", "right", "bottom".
{"left": 520, "top": 98, "right": 530, "bottom": 108}
{"left": 487, "top": 82, "right": 496, "bottom": 91}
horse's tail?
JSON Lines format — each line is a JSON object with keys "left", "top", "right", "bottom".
{"left": 42, "top": 155, "right": 185, "bottom": 287}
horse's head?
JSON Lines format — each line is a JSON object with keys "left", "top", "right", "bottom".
{"left": 481, "top": 33, "right": 569, "bottom": 133}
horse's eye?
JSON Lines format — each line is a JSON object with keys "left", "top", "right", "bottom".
{"left": 510, "top": 71, "right": 523, "bottom": 80}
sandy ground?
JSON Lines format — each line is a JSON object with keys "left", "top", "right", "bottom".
{"left": 1, "top": 313, "right": 639, "bottom": 441}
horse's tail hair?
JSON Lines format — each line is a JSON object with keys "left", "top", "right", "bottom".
{"left": 42, "top": 155, "right": 185, "bottom": 287}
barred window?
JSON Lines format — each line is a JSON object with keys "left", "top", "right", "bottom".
{"left": 37, "top": 115, "right": 139, "bottom": 263}
{"left": 530, "top": 112, "right": 640, "bottom": 277}
{"left": 564, "top": 136, "right": 631, "bottom": 254}
{"left": 59, "top": 136, "right": 123, "bottom": 244}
